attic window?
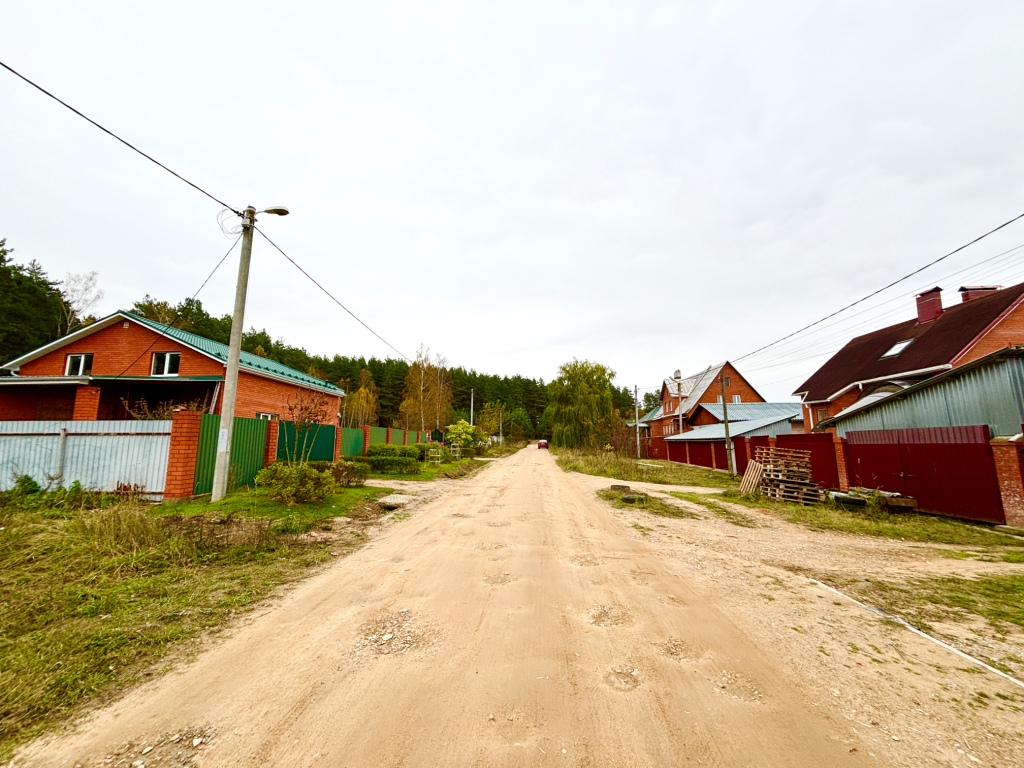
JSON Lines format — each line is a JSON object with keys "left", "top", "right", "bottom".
{"left": 881, "top": 339, "right": 914, "bottom": 359}
{"left": 151, "top": 352, "right": 180, "bottom": 376}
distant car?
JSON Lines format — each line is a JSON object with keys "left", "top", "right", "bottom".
{"left": 537, "top": 439, "right": 549, "bottom": 449}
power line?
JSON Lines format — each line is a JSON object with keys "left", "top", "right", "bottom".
{"left": 735, "top": 209, "right": 1024, "bottom": 363}
{"left": 0, "top": 59, "right": 241, "bottom": 217}
{"left": 113, "top": 236, "right": 241, "bottom": 379}
{"left": 254, "top": 226, "right": 411, "bottom": 362}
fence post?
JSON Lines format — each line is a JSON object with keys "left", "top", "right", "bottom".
{"left": 361, "top": 425, "right": 371, "bottom": 455}
{"left": 833, "top": 436, "right": 850, "bottom": 492}
{"left": 334, "top": 425, "right": 343, "bottom": 462}
{"left": 403, "top": 429, "right": 409, "bottom": 446}
{"left": 991, "top": 438, "right": 1024, "bottom": 528}
{"left": 72, "top": 386, "right": 102, "bottom": 421}
{"left": 386, "top": 427, "right": 393, "bottom": 444}
{"left": 263, "top": 418, "right": 279, "bottom": 468}
{"left": 164, "top": 410, "right": 203, "bottom": 499}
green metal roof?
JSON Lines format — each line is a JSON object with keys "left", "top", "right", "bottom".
{"left": 123, "top": 311, "right": 343, "bottom": 395}
{"left": 638, "top": 406, "right": 662, "bottom": 423}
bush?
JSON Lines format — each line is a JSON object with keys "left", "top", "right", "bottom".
{"left": 367, "top": 456, "right": 420, "bottom": 474}
{"left": 254, "top": 462, "right": 336, "bottom": 505}
{"left": 367, "top": 444, "right": 419, "bottom": 459}
{"left": 305, "top": 460, "right": 368, "bottom": 487}
{"left": 412, "top": 443, "right": 452, "bottom": 463}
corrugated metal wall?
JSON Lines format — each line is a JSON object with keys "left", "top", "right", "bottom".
{"left": 835, "top": 358, "right": 1024, "bottom": 437}
{"left": 776, "top": 434, "right": 840, "bottom": 488}
{"left": 846, "top": 425, "right": 1004, "bottom": 524}
{"left": 194, "top": 415, "right": 270, "bottom": 495}
{"left": 0, "top": 420, "right": 171, "bottom": 494}
{"left": 369, "top": 426, "right": 388, "bottom": 445}
{"left": 340, "top": 427, "right": 364, "bottom": 457}
{"left": 391, "top": 428, "right": 406, "bottom": 445}
{"left": 276, "top": 421, "right": 335, "bottom": 463}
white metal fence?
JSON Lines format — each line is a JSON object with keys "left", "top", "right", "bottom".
{"left": 0, "top": 420, "right": 172, "bottom": 496}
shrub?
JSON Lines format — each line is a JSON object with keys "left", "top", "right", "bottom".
{"left": 254, "top": 462, "right": 336, "bottom": 505}
{"left": 367, "top": 456, "right": 420, "bottom": 475}
{"left": 305, "top": 460, "right": 368, "bottom": 487}
{"left": 367, "top": 444, "right": 419, "bottom": 459}
{"left": 412, "top": 443, "right": 452, "bottom": 462}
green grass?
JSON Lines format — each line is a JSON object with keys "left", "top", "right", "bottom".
{"left": 557, "top": 450, "right": 740, "bottom": 489}
{"left": 366, "top": 458, "right": 483, "bottom": 482}
{"left": 849, "top": 574, "right": 1024, "bottom": 634}
{"left": 596, "top": 489, "right": 701, "bottom": 519}
{"left": 717, "top": 490, "right": 1024, "bottom": 548}
{"left": 0, "top": 485, "right": 385, "bottom": 759}
{"left": 670, "top": 491, "right": 760, "bottom": 527}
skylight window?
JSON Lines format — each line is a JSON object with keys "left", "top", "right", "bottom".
{"left": 881, "top": 339, "right": 914, "bottom": 359}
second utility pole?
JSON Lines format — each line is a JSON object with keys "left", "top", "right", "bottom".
{"left": 720, "top": 373, "right": 735, "bottom": 476}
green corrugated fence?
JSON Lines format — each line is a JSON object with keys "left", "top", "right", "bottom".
{"left": 391, "top": 428, "right": 406, "bottom": 445}
{"left": 369, "top": 426, "right": 387, "bottom": 445}
{"left": 194, "top": 415, "right": 270, "bottom": 495}
{"left": 277, "top": 421, "right": 337, "bottom": 462}
{"left": 340, "top": 427, "right": 363, "bottom": 457}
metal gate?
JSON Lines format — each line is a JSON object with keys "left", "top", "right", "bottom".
{"left": 846, "top": 425, "right": 1004, "bottom": 524}
{"left": 194, "top": 415, "right": 270, "bottom": 494}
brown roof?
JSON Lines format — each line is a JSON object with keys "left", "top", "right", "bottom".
{"left": 794, "top": 282, "right": 1024, "bottom": 402}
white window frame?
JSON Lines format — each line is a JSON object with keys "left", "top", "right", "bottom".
{"left": 256, "top": 412, "right": 277, "bottom": 420}
{"left": 732, "top": 395, "right": 741, "bottom": 403}
{"left": 151, "top": 351, "right": 181, "bottom": 377}
{"left": 65, "top": 353, "right": 93, "bottom": 376}
{"left": 881, "top": 339, "right": 914, "bottom": 359}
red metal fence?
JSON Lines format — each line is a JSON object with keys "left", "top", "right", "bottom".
{"left": 776, "top": 433, "right": 840, "bottom": 489}
{"left": 846, "top": 425, "right": 1004, "bottom": 524}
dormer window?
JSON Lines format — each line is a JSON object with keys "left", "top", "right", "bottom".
{"left": 65, "top": 353, "right": 93, "bottom": 376}
{"left": 881, "top": 339, "right": 913, "bottom": 359}
{"left": 152, "top": 352, "right": 180, "bottom": 376}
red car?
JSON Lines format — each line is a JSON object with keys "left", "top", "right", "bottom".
{"left": 537, "top": 439, "right": 549, "bottom": 449}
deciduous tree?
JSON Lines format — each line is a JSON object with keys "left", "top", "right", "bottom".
{"left": 546, "top": 359, "right": 620, "bottom": 450}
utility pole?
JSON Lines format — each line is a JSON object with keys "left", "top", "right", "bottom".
{"left": 211, "top": 205, "right": 288, "bottom": 502}
{"left": 720, "top": 373, "right": 735, "bottom": 476}
{"left": 470, "top": 388, "right": 474, "bottom": 426}
{"left": 499, "top": 407, "right": 503, "bottom": 444}
{"left": 634, "top": 384, "right": 640, "bottom": 459}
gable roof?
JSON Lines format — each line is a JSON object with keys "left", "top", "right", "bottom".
{"left": 3, "top": 311, "right": 343, "bottom": 395}
{"left": 697, "top": 402, "right": 802, "bottom": 422}
{"left": 661, "top": 363, "right": 727, "bottom": 416}
{"left": 793, "top": 282, "right": 1024, "bottom": 402}
{"left": 664, "top": 414, "right": 793, "bottom": 441}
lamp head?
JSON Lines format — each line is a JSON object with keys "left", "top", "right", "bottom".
{"left": 262, "top": 206, "right": 290, "bottom": 216}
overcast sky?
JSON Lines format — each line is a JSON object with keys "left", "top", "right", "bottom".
{"left": 4, "top": 1, "right": 1024, "bottom": 402}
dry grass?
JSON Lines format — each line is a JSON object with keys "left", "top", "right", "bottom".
{"left": 557, "top": 450, "right": 740, "bottom": 489}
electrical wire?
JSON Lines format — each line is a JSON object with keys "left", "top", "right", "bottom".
{"left": 253, "top": 226, "right": 411, "bottom": 362}
{"left": 734, "top": 209, "right": 1024, "bottom": 363}
{"left": 112, "top": 235, "right": 241, "bottom": 380}
{"left": 0, "top": 59, "right": 241, "bottom": 217}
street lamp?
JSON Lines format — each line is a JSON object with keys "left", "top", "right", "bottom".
{"left": 210, "top": 205, "right": 289, "bottom": 502}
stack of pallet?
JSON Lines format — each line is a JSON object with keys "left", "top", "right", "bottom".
{"left": 752, "top": 446, "right": 825, "bottom": 506}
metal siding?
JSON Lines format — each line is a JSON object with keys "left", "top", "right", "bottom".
{"left": 369, "top": 426, "right": 387, "bottom": 445}
{"left": 194, "top": 416, "right": 270, "bottom": 494}
{"left": 836, "top": 359, "right": 1024, "bottom": 437}
{"left": 775, "top": 433, "right": 840, "bottom": 488}
{"left": 846, "top": 426, "right": 1003, "bottom": 524}
{"left": 0, "top": 420, "right": 171, "bottom": 494}
{"left": 340, "top": 427, "right": 364, "bottom": 457}
{"left": 688, "top": 442, "right": 714, "bottom": 468}
{"left": 276, "top": 421, "right": 336, "bottom": 463}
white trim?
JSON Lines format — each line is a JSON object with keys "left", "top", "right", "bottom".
{"left": 822, "top": 365, "right": 951, "bottom": 403}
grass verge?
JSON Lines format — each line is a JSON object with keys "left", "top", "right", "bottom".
{"left": 717, "top": 490, "right": 1024, "bottom": 548}
{"left": 366, "top": 458, "right": 483, "bottom": 482}
{"left": 0, "top": 485, "right": 387, "bottom": 759}
{"left": 670, "top": 491, "right": 760, "bottom": 527}
{"left": 557, "top": 450, "right": 740, "bottom": 489}
{"left": 596, "top": 489, "right": 701, "bottom": 519}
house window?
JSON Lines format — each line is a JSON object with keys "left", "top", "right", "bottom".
{"left": 881, "top": 339, "right": 914, "bottom": 359}
{"left": 724, "top": 376, "right": 731, "bottom": 387}
{"left": 151, "top": 352, "right": 180, "bottom": 376}
{"left": 816, "top": 407, "right": 827, "bottom": 422}
{"left": 732, "top": 395, "right": 741, "bottom": 404}
{"left": 716, "top": 395, "right": 723, "bottom": 403}
{"left": 256, "top": 412, "right": 277, "bottom": 420}
{"left": 65, "top": 353, "right": 93, "bottom": 376}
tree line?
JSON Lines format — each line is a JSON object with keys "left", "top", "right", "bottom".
{"left": 2, "top": 241, "right": 638, "bottom": 447}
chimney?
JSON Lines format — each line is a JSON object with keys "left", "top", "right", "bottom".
{"left": 916, "top": 287, "right": 943, "bottom": 323}
{"left": 673, "top": 370, "right": 681, "bottom": 380}
{"left": 958, "top": 285, "right": 1002, "bottom": 303}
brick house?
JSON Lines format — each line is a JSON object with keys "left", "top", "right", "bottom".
{"left": 794, "top": 283, "right": 1024, "bottom": 431}
{"left": 0, "top": 311, "right": 342, "bottom": 423}
{"left": 648, "top": 362, "right": 766, "bottom": 439}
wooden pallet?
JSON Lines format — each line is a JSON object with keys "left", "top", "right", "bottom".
{"left": 752, "top": 446, "right": 824, "bottom": 506}
{"left": 739, "top": 460, "right": 763, "bottom": 494}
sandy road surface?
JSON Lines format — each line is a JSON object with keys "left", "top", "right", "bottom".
{"left": 18, "top": 449, "right": 881, "bottom": 767}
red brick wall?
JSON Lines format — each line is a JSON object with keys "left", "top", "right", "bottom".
{"left": 19, "top": 321, "right": 224, "bottom": 378}
{"left": 231, "top": 370, "right": 340, "bottom": 425}
{"left": 164, "top": 410, "right": 203, "bottom": 499}
{"left": 957, "top": 300, "right": 1024, "bottom": 365}
{"left": 0, "top": 389, "right": 76, "bottom": 420}
{"left": 264, "top": 419, "right": 280, "bottom": 468}
{"left": 804, "top": 388, "right": 860, "bottom": 432}
{"left": 72, "top": 387, "right": 102, "bottom": 420}
{"left": 991, "top": 440, "right": 1024, "bottom": 528}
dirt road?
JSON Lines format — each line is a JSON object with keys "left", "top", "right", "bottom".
{"left": 19, "top": 449, "right": 886, "bottom": 767}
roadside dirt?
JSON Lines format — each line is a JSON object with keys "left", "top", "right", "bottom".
{"left": 11, "top": 449, "right": 1023, "bottom": 767}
